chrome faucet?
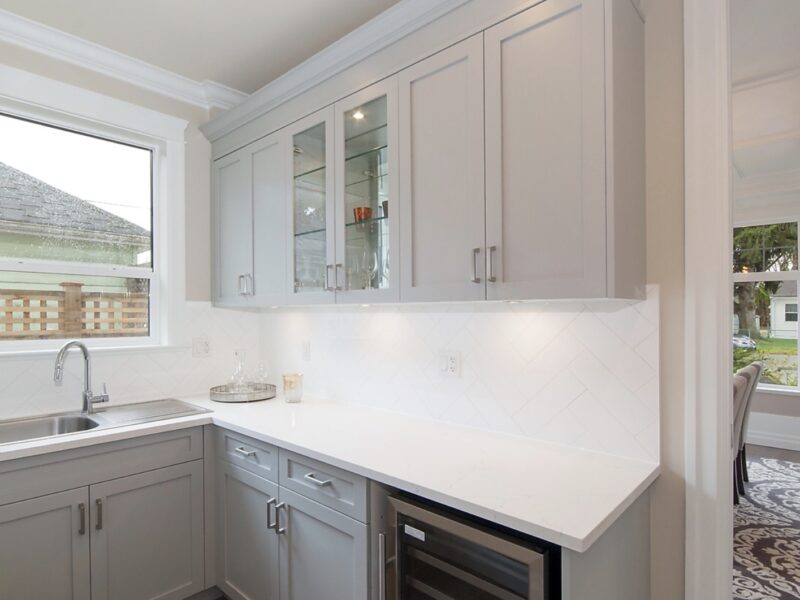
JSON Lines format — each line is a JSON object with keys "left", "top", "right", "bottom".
{"left": 53, "top": 340, "right": 109, "bottom": 415}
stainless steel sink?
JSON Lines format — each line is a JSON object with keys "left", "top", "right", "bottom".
{"left": 0, "top": 415, "right": 100, "bottom": 445}
{"left": 0, "top": 399, "right": 208, "bottom": 446}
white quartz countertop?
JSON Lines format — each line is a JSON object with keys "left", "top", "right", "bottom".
{"left": 0, "top": 395, "right": 659, "bottom": 552}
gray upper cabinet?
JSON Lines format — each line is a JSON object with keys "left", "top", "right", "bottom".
{"left": 278, "top": 487, "right": 368, "bottom": 600}
{"left": 90, "top": 460, "right": 205, "bottom": 600}
{"left": 333, "top": 77, "right": 400, "bottom": 304}
{"left": 251, "top": 132, "right": 289, "bottom": 305}
{"left": 217, "top": 461, "right": 280, "bottom": 600}
{"left": 213, "top": 148, "right": 253, "bottom": 306}
{"left": 399, "top": 34, "right": 486, "bottom": 302}
{"left": 484, "top": 0, "right": 644, "bottom": 300}
{"left": 213, "top": 130, "right": 288, "bottom": 306}
{"left": 286, "top": 107, "right": 336, "bottom": 305}
{"left": 210, "top": 0, "right": 644, "bottom": 305}
{"left": 0, "top": 487, "right": 90, "bottom": 600}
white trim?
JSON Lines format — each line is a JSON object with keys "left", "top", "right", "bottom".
{"left": 0, "top": 9, "right": 247, "bottom": 111}
{"left": 683, "top": 1, "right": 733, "bottom": 599}
{"left": 201, "top": 0, "right": 471, "bottom": 141}
{"left": 0, "top": 64, "right": 188, "bottom": 141}
{"left": 747, "top": 412, "right": 800, "bottom": 451}
{"left": 757, "top": 383, "right": 800, "bottom": 397}
{"left": 733, "top": 271, "right": 800, "bottom": 283}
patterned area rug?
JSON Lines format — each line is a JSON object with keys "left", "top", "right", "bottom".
{"left": 734, "top": 456, "right": 800, "bottom": 599}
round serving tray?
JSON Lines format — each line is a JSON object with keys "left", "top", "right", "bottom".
{"left": 210, "top": 382, "right": 277, "bottom": 403}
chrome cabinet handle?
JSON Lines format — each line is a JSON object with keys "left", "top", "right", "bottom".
{"left": 487, "top": 246, "right": 497, "bottom": 283}
{"left": 266, "top": 497, "right": 277, "bottom": 530}
{"left": 325, "top": 264, "right": 335, "bottom": 291}
{"left": 95, "top": 498, "right": 103, "bottom": 530}
{"left": 234, "top": 446, "right": 256, "bottom": 458}
{"left": 245, "top": 274, "right": 254, "bottom": 296}
{"left": 471, "top": 247, "right": 481, "bottom": 283}
{"left": 378, "top": 533, "right": 386, "bottom": 600}
{"left": 304, "top": 472, "right": 332, "bottom": 487}
{"left": 335, "top": 264, "right": 343, "bottom": 291}
{"left": 237, "top": 275, "right": 245, "bottom": 295}
{"left": 78, "top": 502, "right": 86, "bottom": 535}
{"left": 275, "top": 502, "right": 287, "bottom": 535}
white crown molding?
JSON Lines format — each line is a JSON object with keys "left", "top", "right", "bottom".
{"left": 201, "top": 0, "right": 471, "bottom": 141}
{"left": 0, "top": 9, "right": 248, "bottom": 111}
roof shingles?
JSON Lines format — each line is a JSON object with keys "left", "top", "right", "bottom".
{"left": 0, "top": 161, "right": 149, "bottom": 239}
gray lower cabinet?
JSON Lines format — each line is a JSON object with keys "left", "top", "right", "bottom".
{"left": 278, "top": 487, "right": 368, "bottom": 600}
{"left": 217, "top": 460, "right": 280, "bottom": 600}
{"left": 90, "top": 460, "right": 205, "bottom": 600}
{"left": 215, "top": 436, "right": 370, "bottom": 600}
{"left": 0, "top": 487, "right": 90, "bottom": 600}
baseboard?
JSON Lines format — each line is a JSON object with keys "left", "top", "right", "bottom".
{"left": 747, "top": 412, "right": 800, "bottom": 452}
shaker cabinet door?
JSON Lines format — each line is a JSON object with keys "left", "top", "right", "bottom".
{"left": 484, "top": 0, "right": 607, "bottom": 300}
{"left": 90, "top": 460, "right": 204, "bottom": 600}
{"left": 278, "top": 487, "right": 368, "bottom": 600}
{"left": 217, "top": 461, "right": 280, "bottom": 600}
{"left": 333, "top": 78, "right": 400, "bottom": 304}
{"left": 286, "top": 107, "right": 337, "bottom": 305}
{"left": 399, "top": 34, "right": 486, "bottom": 302}
{"left": 0, "top": 488, "right": 90, "bottom": 600}
{"left": 251, "top": 131, "right": 289, "bottom": 305}
{"left": 213, "top": 148, "right": 254, "bottom": 306}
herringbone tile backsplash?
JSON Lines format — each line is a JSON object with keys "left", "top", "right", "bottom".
{"left": 260, "top": 286, "right": 660, "bottom": 463}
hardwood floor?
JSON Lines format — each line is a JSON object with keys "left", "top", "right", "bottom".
{"left": 748, "top": 443, "right": 800, "bottom": 463}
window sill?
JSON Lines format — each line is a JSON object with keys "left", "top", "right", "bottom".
{"left": 756, "top": 384, "right": 800, "bottom": 397}
{"left": 0, "top": 344, "right": 190, "bottom": 361}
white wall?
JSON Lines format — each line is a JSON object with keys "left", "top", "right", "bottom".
{"left": 259, "top": 287, "right": 660, "bottom": 463}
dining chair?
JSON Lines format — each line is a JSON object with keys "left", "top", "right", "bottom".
{"left": 732, "top": 374, "right": 749, "bottom": 505}
{"left": 737, "top": 361, "right": 763, "bottom": 485}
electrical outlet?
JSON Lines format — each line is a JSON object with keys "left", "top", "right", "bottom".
{"left": 192, "top": 337, "right": 210, "bottom": 358}
{"left": 439, "top": 351, "right": 461, "bottom": 378}
{"left": 302, "top": 340, "right": 312, "bottom": 362}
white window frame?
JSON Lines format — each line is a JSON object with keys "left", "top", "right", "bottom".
{"left": 732, "top": 218, "right": 800, "bottom": 390}
{"left": 0, "top": 64, "right": 187, "bottom": 353}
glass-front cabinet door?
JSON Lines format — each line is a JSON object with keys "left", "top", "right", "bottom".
{"left": 287, "top": 107, "right": 336, "bottom": 304}
{"left": 334, "top": 78, "right": 399, "bottom": 303}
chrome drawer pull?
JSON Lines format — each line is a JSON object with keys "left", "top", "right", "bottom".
{"left": 266, "top": 497, "right": 277, "bottom": 530}
{"left": 275, "top": 502, "right": 287, "bottom": 535}
{"left": 487, "top": 245, "right": 497, "bottom": 282}
{"left": 95, "top": 498, "right": 103, "bottom": 530}
{"left": 304, "top": 472, "right": 332, "bottom": 487}
{"left": 78, "top": 502, "right": 86, "bottom": 535}
{"left": 234, "top": 446, "right": 257, "bottom": 458}
{"left": 471, "top": 247, "right": 481, "bottom": 283}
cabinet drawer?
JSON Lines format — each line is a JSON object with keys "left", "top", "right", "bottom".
{"left": 279, "top": 449, "right": 367, "bottom": 522}
{"left": 215, "top": 428, "right": 278, "bottom": 482}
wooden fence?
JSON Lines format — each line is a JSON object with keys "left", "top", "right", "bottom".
{"left": 0, "top": 282, "right": 148, "bottom": 340}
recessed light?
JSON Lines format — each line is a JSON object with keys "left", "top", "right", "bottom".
{"left": 361, "top": 304, "right": 370, "bottom": 308}
{"left": 352, "top": 110, "right": 365, "bottom": 120}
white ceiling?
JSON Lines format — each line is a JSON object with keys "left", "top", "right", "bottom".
{"left": 0, "top": 0, "right": 401, "bottom": 94}
{"left": 731, "top": 0, "right": 800, "bottom": 222}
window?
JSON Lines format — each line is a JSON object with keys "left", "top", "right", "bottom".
{"left": 732, "top": 222, "right": 799, "bottom": 388}
{"left": 0, "top": 112, "right": 154, "bottom": 343}
{"left": 786, "top": 303, "right": 798, "bottom": 322}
